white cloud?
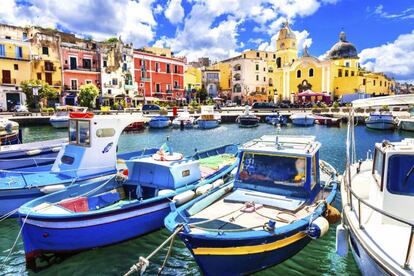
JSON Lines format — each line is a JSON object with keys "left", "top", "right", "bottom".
{"left": 164, "top": 0, "right": 185, "bottom": 24}
{"left": 359, "top": 30, "right": 414, "bottom": 78}
{"left": 373, "top": 4, "right": 414, "bottom": 20}
{"left": 0, "top": 0, "right": 158, "bottom": 47}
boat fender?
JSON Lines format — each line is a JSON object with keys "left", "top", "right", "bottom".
{"left": 40, "top": 184, "right": 66, "bottom": 194}
{"left": 173, "top": 190, "right": 195, "bottom": 206}
{"left": 336, "top": 224, "right": 349, "bottom": 257}
{"left": 211, "top": 179, "right": 224, "bottom": 188}
{"left": 159, "top": 189, "right": 175, "bottom": 196}
{"left": 115, "top": 173, "right": 128, "bottom": 183}
{"left": 230, "top": 167, "right": 238, "bottom": 176}
{"left": 324, "top": 204, "right": 341, "bottom": 224}
{"left": 307, "top": 217, "right": 329, "bottom": 239}
{"left": 51, "top": 147, "right": 61, "bottom": 152}
{"left": 196, "top": 184, "right": 213, "bottom": 196}
{"left": 26, "top": 149, "right": 42, "bottom": 156}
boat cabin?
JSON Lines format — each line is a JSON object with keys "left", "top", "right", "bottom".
{"left": 51, "top": 113, "right": 146, "bottom": 178}
{"left": 370, "top": 139, "right": 414, "bottom": 222}
{"left": 233, "top": 135, "right": 322, "bottom": 209}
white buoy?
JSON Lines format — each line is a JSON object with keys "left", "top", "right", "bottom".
{"left": 196, "top": 184, "right": 213, "bottom": 196}
{"left": 336, "top": 224, "right": 349, "bottom": 257}
{"left": 173, "top": 190, "right": 195, "bottom": 206}
{"left": 26, "top": 149, "right": 42, "bottom": 156}
{"left": 158, "top": 189, "right": 175, "bottom": 196}
{"left": 40, "top": 184, "right": 66, "bottom": 194}
{"left": 211, "top": 179, "right": 224, "bottom": 189}
{"left": 307, "top": 216, "right": 330, "bottom": 239}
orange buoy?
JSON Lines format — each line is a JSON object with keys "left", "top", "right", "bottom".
{"left": 122, "top": 169, "right": 129, "bottom": 176}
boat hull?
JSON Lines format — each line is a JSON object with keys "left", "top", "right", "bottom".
{"left": 21, "top": 200, "right": 170, "bottom": 269}
{"left": 1, "top": 132, "right": 19, "bottom": 145}
{"left": 399, "top": 120, "right": 414, "bottom": 131}
{"left": 49, "top": 119, "right": 69, "bottom": 128}
{"left": 291, "top": 117, "right": 315, "bottom": 126}
{"left": 148, "top": 120, "right": 170, "bottom": 129}
{"left": 365, "top": 120, "right": 395, "bottom": 130}
{"left": 238, "top": 117, "right": 259, "bottom": 128}
{"left": 198, "top": 120, "right": 219, "bottom": 129}
{"left": 180, "top": 230, "right": 310, "bottom": 276}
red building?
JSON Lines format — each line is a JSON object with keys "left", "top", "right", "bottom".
{"left": 61, "top": 40, "right": 100, "bottom": 105}
{"left": 133, "top": 48, "right": 184, "bottom": 102}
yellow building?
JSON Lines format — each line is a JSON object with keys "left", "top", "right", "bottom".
{"left": 273, "top": 22, "right": 394, "bottom": 102}
{"left": 0, "top": 24, "right": 31, "bottom": 111}
{"left": 184, "top": 65, "right": 202, "bottom": 92}
{"left": 27, "top": 27, "right": 63, "bottom": 92}
{"left": 209, "top": 62, "right": 232, "bottom": 97}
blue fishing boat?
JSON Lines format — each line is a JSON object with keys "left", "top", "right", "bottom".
{"left": 0, "top": 118, "right": 20, "bottom": 145}
{"left": 365, "top": 112, "right": 395, "bottom": 130}
{"left": 0, "top": 112, "right": 153, "bottom": 217}
{"left": 18, "top": 143, "right": 239, "bottom": 269}
{"left": 290, "top": 113, "right": 315, "bottom": 126}
{"left": 148, "top": 116, "right": 170, "bottom": 129}
{"left": 265, "top": 114, "right": 288, "bottom": 125}
{"left": 197, "top": 106, "right": 220, "bottom": 129}
{"left": 164, "top": 135, "right": 338, "bottom": 275}
{"left": 0, "top": 138, "right": 67, "bottom": 170}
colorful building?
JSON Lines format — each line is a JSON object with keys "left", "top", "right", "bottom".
{"left": 272, "top": 22, "right": 394, "bottom": 102}
{"left": 60, "top": 38, "right": 101, "bottom": 105}
{"left": 133, "top": 47, "right": 185, "bottom": 103}
{"left": 0, "top": 24, "right": 30, "bottom": 111}
{"left": 184, "top": 65, "right": 202, "bottom": 101}
{"left": 202, "top": 68, "right": 220, "bottom": 98}
{"left": 99, "top": 39, "right": 136, "bottom": 107}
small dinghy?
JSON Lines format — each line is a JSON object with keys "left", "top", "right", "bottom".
{"left": 163, "top": 135, "right": 338, "bottom": 275}
{"left": 172, "top": 111, "right": 194, "bottom": 129}
{"left": 149, "top": 116, "right": 170, "bottom": 129}
{"left": 236, "top": 106, "right": 260, "bottom": 128}
{"left": 49, "top": 106, "right": 87, "bottom": 128}
{"left": 365, "top": 112, "right": 395, "bottom": 130}
{"left": 0, "top": 112, "right": 152, "bottom": 217}
{"left": 314, "top": 115, "right": 341, "bottom": 127}
{"left": 0, "top": 138, "right": 67, "bottom": 170}
{"left": 18, "top": 143, "right": 239, "bottom": 269}
{"left": 290, "top": 113, "right": 315, "bottom": 126}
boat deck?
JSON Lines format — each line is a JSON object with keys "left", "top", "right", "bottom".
{"left": 1, "top": 171, "right": 72, "bottom": 189}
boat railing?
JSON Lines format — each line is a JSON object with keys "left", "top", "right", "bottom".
{"left": 345, "top": 108, "right": 414, "bottom": 269}
{"left": 344, "top": 167, "right": 414, "bottom": 269}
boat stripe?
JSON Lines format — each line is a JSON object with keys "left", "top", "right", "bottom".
{"left": 192, "top": 232, "right": 306, "bottom": 255}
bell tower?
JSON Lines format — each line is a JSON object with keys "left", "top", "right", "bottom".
{"left": 275, "top": 21, "right": 298, "bottom": 68}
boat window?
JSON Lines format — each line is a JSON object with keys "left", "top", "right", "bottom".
{"left": 77, "top": 121, "right": 90, "bottom": 146}
{"left": 387, "top": 154, "right": 414, "bottom": 195}
{"left": 96, "top": 128, "right": 115, "bottom": 138}
{"left": 311, "top": 156, "right": 317, "bottom": 189}
{"left": 69, "top": 120, "right": 77, "bottom": 144}
{"left": 373, "top": 148, "right": 384, "bottom": 185}
{"left": 238, "top": 153, "right": 306, "bottom": 187}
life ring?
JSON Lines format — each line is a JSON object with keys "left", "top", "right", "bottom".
{"left": 152, "top": 152, "right": 183, "bottom": 161}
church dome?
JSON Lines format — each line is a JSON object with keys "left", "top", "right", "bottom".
{"left": 278, "top": 21, "right": 296, "bottom": 40}
{"left": 327, "top": 31, "right": 358, "bottom": 59}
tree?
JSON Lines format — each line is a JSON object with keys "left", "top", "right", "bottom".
{"left": 21, "top": 79, "right": 59, "bottom": 108}
{"left": 196, "top": 87, "right": 208, "bottom": 103}
{"left": 78, "top": 83, "right": 99, "bottom": 108}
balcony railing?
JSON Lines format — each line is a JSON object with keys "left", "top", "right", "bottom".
{"left": 63, "top": 65, "right": 100, "bottom": 72}
{"left": 0, "top": 53, "right": 30, "bottom": 61}
{"left": 1, "top": 78, "right": 17, "bottom": 85}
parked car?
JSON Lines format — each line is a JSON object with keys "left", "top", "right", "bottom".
{"left": 251, "top": 102, "right": 277, "bottom": 112}
{"left": 142, "top": 104, "right": 161, "bottom": 114}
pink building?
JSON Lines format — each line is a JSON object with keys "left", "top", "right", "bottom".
{"left": 61, "top": 40, "right": 100, "bottom": 105}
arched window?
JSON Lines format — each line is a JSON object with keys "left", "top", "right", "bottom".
{"left": 234, "top": 64, "right": 241, "bottom": 71}
{"left": 309, "top": 68, "right": 314, "bottom": 77}
{"left": 276, "top": 57, "right": 281, "bottom": 68}
{"left": 297, "top": 70, "right": 302, "bottom": 78}
{"left": 233, "top": 84, "right": 241, "bottom": 93}
{"left": 234, "top": 73, "right": 241, "bottom": 81}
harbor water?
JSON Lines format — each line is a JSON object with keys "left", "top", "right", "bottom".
{"left": 1, "top": 123, "right": 413, "bottom": 275}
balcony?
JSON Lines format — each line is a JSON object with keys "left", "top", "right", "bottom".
{"left": 1, "top": 78, "right": 17, "bottom": 85}
{"left": 166, "top": 90, "right": 172, "bottom": 94}
{"left": 43, "top": 64, "right": 56, "bottom": 72}
{"left": 63, "top": 65, "right": 100, "bottom": 72}
{"left": 0, "top": 53, "right": 30, "bottom": 61}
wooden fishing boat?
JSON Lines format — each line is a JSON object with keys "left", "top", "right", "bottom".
{"left": 164, "top": 135, "right": 338, "bottom": 275}
{"left": 18, "top": 143, "right": 239, "bottom": 270}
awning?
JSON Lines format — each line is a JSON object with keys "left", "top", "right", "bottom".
{"left": 352, "top": 94, "right": 414, "bottom": 108}
{"left": 297, "top": 90, "right": 326, "bottom": 97}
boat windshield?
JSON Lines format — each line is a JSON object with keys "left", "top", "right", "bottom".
{"left": 69, "top": 120, "right": 91, "bottom": 146}
{"left": 238, "top": 152, "right": 306, "bottom": 187}
{"left": 373, "top": 148, "right": 384, "bottom": 184}
{"left": 387, "top": 154, "right": 414, "bottom": 195}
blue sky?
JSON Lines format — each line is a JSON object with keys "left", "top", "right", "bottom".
{"left": 1, "top": 0, "right": 414, "bottom": 82}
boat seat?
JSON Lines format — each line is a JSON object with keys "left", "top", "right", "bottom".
{"left": 88, "top": 188, "right": 123, "bottom": 210}
{"left": 224, "top": 188, "right": 305, "bottom": 211}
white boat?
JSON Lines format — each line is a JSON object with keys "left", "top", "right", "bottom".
{"left": 196, "top": 106, "right": 221, "bottom": 129}
{"left": 290, "top": 113, "right": 315, "bottom": 126}
{"left": 365, "top": 112, "right": 395, "bottom": 130}
{"left": 172, "top": 111, "right": 195, "bottom": 128}
{"left": 336, "top": 110, "right": 414, "bottom": 275}
{"left": 397, "top": 107, "right": 414, "bottom": 132}
{"left": 49, "top": 106, "right": 87, "bottom": 128}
